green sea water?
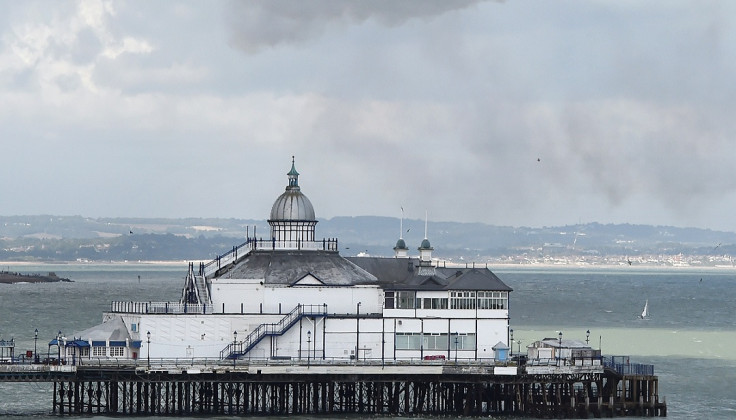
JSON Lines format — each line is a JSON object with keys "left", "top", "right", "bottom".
{"left": 0, "top": 263, "right": 734, "bottom": 418}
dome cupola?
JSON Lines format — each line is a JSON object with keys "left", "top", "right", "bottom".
{"left": 270, "top": 158, "right": 316, "bottom": 221}
{"left": 268, "top": 157, "right": 317, "bottom": 244}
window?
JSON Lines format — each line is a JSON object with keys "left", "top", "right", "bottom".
{"left": 384, "top": 291, "right": 394, "bottom": 309}
{"left": 92, "top": 346, "right": 106, "bottom": 357}
{"left": 477, "top": 291, "right": 508, "bottom": 309}
{"left": 450, "top": 291, "right": 476, "bottom": 309}
{"left": 420, "top": 297, "right": 448, "bottom": 309}
{"left": 423, "top": 333, "right": 449, "bottom": 350}
{"left": 109, "top": 347, "right": 125, "bottom": 357}
{"left": 395, "top": 291, "right": 417, "bottom": 309}
{"left": 395, "top": 332, "right": 422, "bottom": 349}
{"left": 131, "top": 323, "right": 137, "bottom": 332}
{"left": 396, "top": 333, "right": 450, "bottom": 350}
{"left": 450, "top": 333, "right": 476, "bottom": 350}
{"left": 79, "top": 347, "right": 89, "bottom": 357}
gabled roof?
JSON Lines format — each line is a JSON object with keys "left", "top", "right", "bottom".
{"left": 73, "top": 316, "right": 132, "bottom": 342}
{"left": 290, "top": 272, "right": 326, "bottom": 286}
{"left": 218, "top": 250, "right": 378, "bottom": 286}
{"left": 492, "top": 341, "right": 510, "bottom": 350}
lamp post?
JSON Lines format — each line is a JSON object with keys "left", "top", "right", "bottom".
{"left": 454, "top": 333, "right": 459, "bottom": 363}
{"left": 307, "top": 330, "right": 312, "bottom": 368}
{"left": 57, "top": 331, "right": 62, "bottom": 363}
{"left": 34, "top": 329, "right": 38, "bottom": 363}
{"left": 233, "top": 331, "right": 238, "bottom": 367}
{"left": 146, "top": 331, "right": 151, "bottom": 369}
{"left": 509, "top": 328, "right": 514, "bottom": 357}
{"left": 516, "top": 340, "right": 521, "bottom": 355}
{"left": 558, "top": 331, "right": 563, "bottom": 366}
{"left": 586, "top": 329, "right": 590, "bottom": 345}
{"left": 356, "top": 302, "right": 361, "bottom": 362}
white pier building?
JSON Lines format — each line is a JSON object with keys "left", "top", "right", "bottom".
{"left": 59, "top": 159, "right": 512, "bottom": 364}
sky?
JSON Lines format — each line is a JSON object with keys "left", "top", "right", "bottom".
{"left": 2, "top": 1, "right": 736, "bottom": 232}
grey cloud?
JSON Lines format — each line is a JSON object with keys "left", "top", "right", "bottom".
{"left": 225, "top": 0, "right": 490, "bottom": 53}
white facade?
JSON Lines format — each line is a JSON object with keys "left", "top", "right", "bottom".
{"left": 71, "top": 160, "right": 513, "bottom": 364}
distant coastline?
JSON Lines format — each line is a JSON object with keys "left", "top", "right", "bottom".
{"left": 1, "top": 259, "right": 736, "bottom": 273}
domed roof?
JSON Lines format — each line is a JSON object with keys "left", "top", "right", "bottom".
{"left": 420, "top": 238, "right": 432, "bottom": 249}
{"left": 269, "top": 159, "right": 316, "bottom": 221}
{"left": 394, "top": 238, "right": 407, "bottom": 250}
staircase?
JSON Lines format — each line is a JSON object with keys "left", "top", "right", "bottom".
{"left": 221, "top": 304, "right": 328, "bottom": 360}
{"left": 181, "top": 263, "right": 211, "bottom": 305}
{"left": 194, "top": 274, "right": 210, "bottom": 304}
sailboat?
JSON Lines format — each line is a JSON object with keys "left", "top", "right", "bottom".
{"left": 639, "top": 299, "right": 649, "bottom": 319}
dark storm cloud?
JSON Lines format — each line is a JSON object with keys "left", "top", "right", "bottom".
{"left": 225, "top": 0, "right": 491, "bottom": 53}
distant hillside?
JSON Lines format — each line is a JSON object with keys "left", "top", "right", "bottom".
{"left": 1, "top": 215, "right": 735, "bottom": 263}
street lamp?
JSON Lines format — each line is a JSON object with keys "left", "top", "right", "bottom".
{"left": 146, "top": 331, "right": 151, "bottom": 369}
{"left": 356, "top": 302, "right": 361, "bottom": 362}
{"left": 454, "top": 333, "right": 459, "bottom": 363}
{"left": 509, "top": 328, "right": 514, "bottom": 356}
{"left": 586, "top": 329, "right": 590, "bottom": 345}
{"left": 307, "top": 330, "right": 312, "bottom": 368}
{"left": 233, "top": 331, "right": 238, "bottom": 367}
{"left": 558, "top": 331, "right": 563, "bottom": 365}
{"left": 516, "top": 340, "right": 521, "bottom": 355}
{"left": 34, "top": 329, "right": 38, "bottom": 363}
{"left": 57, "top": 331, "right": 62, "bottom": 363}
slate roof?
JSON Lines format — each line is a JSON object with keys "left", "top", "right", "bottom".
{"left": 73, "top": 316, "right": 132, "bottom": 342}
{"left": 219, "top": 250, "right": 378, "bottom": 286}
{"left": 347, "top": 257, "right": 512, "bottom": 292}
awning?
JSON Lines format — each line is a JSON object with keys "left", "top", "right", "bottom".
{"left": 109, "top": 341, "right": 127, "bottom": 347}
{"left": 67, "top": 339, "right": 90, "bottom": 348}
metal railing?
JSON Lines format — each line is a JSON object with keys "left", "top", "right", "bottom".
{"left": 200, "top": 237, "right": 339, "bottom": 278}
{"left": 221, "top": 304, "right": 328, "bottom": 360}
{"left": 603, "top": 356, "right": 654, "bottom": 376}
{"left": 109, "top": 301, "right": 212, "bottom": 314}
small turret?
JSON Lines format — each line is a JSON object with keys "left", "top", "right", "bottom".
{"left": 417, "top": 211, "right": 435, "bottom": 276}
{"left": 394, "top": 207, "right": 409, "bottom": 258}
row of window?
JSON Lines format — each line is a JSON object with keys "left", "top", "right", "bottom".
{"left": 395, "top": 333, "right": 476, "bottom": 350}
{"left": 92, "top": 346, "right": 125, "bottom": 357}
{"left": 385, "top": 291, "right": 508, "bottom": 310}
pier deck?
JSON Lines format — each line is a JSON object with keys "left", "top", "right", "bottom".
{"left": 0, "top": 359, "right": 665, "bottom": 417}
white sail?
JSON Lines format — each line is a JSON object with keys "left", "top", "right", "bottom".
{"left": 640, "top": 299, "right": 649, "bottom": 319}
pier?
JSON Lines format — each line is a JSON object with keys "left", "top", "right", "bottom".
{"left": 0, "top": 358, "right": 665, "bottom": 417}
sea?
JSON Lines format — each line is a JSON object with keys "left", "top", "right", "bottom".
{"left": 0, "top": 262, "right": 734, "bottom": 419}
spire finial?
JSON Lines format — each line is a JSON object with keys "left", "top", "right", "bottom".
{"left": 287, "top": 156, "right": 300, "bottom": 188}
{"left": 400, "top": 206, "right": 404, "bottom": 239}
{"left": 424, "top": 210, "right": 428, "bottom": 239}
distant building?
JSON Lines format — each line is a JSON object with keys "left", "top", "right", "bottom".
{"left": 55, "top": 159, "right": 513, "bottom": 364}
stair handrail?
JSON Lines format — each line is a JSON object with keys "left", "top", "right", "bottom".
{"left": 220, "top": 303, "right": 328, "bottom": 359}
